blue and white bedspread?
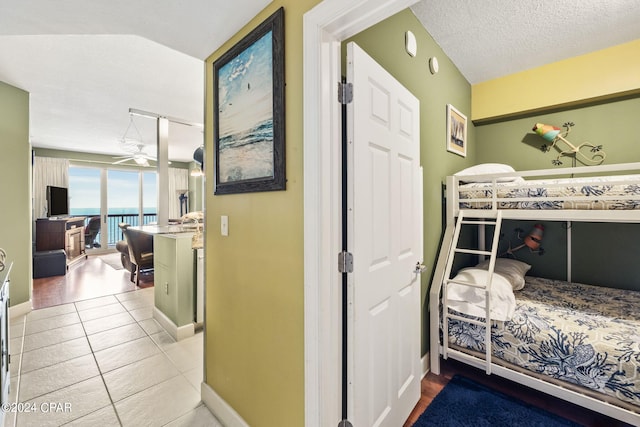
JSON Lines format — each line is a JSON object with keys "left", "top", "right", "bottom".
{"left": 458, "top": 174, "right": 640, "bottom": 210}
{"left": 446, "top": 277, "right": 640, "bottom": 409}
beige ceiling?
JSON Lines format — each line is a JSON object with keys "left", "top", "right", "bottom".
{"left": 0, "top": 0, "right": 638, "bottom": 162}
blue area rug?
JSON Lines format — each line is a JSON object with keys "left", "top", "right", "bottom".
{"left": 413, "top": 375, "right": 581, "bottom": 427}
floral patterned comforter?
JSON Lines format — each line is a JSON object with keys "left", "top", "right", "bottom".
{"left": 458, "top": 174, "right": 640, "bottom": 210}
{"left": 446, "top": 277, "right": 640, "bottom": 409}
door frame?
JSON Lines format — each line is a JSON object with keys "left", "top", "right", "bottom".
{"left": 303, "top": 1, "right": 419, "bottom": 425}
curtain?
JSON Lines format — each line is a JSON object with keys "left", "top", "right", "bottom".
{"left": 168, "top": 167, "right": 189, "bottom": 219}
{"left": 33, "top": 156, "right": 69, "bottom": 218}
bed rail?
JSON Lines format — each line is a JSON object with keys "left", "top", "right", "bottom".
{"left": 429, "top": 212, "right": 640, "bottom": 425}
{"left": 445, "top": 162, "right": 640, "bottom": 224}
{"left": 444, "top": 347, "right": 640, "bottom": 425}
{"left": 431, "top": 161, "right": 640, "bottom": 424}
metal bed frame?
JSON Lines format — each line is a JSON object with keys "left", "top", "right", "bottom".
{"left": 429, "top": 162, "right": 640, "bottom": 425}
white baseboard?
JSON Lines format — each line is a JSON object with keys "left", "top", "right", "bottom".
{"left": 9, "top": 300, "right": 32, "bottom": 319}
{"left": 201, "top": 381, "right": 250, "bottom": 427}
{"left": 421, "top": 352, "right": 430, "bottom": 379}
{"left": 152, "top": 307, "right": 194, "bottom": 341}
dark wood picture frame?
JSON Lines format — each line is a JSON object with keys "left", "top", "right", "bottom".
{"left": 213, "top": 7, "right": 285, "bottom": 195}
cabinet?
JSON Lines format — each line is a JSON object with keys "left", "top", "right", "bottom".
{"left": 153, "top": 233, "right": 195, "bottom": 340}
{"left": 0, "top": 262, "right": 11, "bottom": 426}
{"left": 35, "top": 217, "right": 86, "bottom": 265}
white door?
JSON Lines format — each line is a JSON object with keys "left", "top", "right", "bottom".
{"left": 346, "top": 42, "right": 423, "bottom": 427}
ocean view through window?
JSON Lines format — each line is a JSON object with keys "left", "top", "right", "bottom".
{"left": 69, "top": 167, "right": 157, "bottom": 246}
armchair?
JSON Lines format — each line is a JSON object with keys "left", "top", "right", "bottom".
{"left": 119, "top": 223, "right": 154, "bottom": 286}
{"left": 84, "top": 216, "right": 101, "bottom": 248}
{"left": 116, "top": 239, "right": 133, "bottom": 273}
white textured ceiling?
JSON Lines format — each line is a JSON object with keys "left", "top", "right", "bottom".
{"left": 411, "top": 0, "right": 640, "bottom": 84}
{"left": 1, "top": 0, "right": 638, "bottom": 162}
{"left": 0, "top": 0, "right": 271, "bottom": 162}
{"left": 0, "top": 35, "right": 205, "bottom": 161}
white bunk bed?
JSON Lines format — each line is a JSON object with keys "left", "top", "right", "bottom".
{"left": 429, "top": 162, "right": 640, "bottom": 425}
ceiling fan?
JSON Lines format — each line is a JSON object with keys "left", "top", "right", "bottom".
{"left": 112, "top": 115, "right": 156, "bottom": 166}
{"left": 112, "top": 143, "right": 156, "bottom": 166}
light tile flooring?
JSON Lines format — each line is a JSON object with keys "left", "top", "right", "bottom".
{"left": 5, "top": 287, "right": 222, "bottom": 427}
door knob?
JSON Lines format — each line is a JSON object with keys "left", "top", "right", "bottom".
{"left": 414, "top": 262, "right": 426, "bottom": 274}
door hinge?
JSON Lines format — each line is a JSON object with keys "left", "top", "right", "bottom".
{"left": 338, "top": 82, "right": 353, "bottom": 104}
{"left": 338, "top": 420, "right": 353, "bottom": 427}
{"left": 338, "top": 251, "right": 353, "bottom": 273}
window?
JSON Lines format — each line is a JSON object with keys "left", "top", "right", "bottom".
{"left": 69, "top": 166, "right": 157, "bottom": 247}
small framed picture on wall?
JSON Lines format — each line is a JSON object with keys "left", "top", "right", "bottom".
{"left": 446, "top": 104, "right": 467, "bottom": 157}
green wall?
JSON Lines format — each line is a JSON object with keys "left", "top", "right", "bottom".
{"left": 491, "top": 219, "right": 640, "bottom": 291}
{"left": 475, "top": 97, "right": 640, "bottom": 170}
{"left": 572, "top": 222, "right": 640, "bottom": 290}
{"left": 344, "top": 9, "right": 477, "bottom": 355}
{"left": 0, "top": 81, "right": 32, "bottom": 306}
{"left": 204, "top": 2, "right": 320, "bottom": 426}
{"left": 476, "top": 97, "right": 640, "bottom": 290}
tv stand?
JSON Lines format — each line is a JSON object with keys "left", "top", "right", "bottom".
{"left": 35, "top": 217, "right": 87, "bottom": 266}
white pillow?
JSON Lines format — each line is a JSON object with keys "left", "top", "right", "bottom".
{"left": 475, "top": 258, "right": 531, "bottom": 291}
{"left": 447, "top": 268, "right": 516, "bottom": 321}
{"left": 454, "top": 163, "right": 521, "bottom": 183}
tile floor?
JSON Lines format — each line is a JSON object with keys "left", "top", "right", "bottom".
{"left": 5, "top": 287, "right": 222, "bottom": 427}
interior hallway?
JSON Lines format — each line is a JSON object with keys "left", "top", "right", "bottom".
{"left": 6, "top": 287, "right": 218, "bottom": 426}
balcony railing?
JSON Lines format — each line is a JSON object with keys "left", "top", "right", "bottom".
{"left": 82, "top": 213, "right": 157, "bottom": 247}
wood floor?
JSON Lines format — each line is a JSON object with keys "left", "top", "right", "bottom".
{"left": 404, "top": 358, "right": 634, "bottom": 427}
{"left": 32, "top": 252, "right": 153, "bottom": 309}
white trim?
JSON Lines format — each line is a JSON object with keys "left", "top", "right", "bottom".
{"left": 429, "top": 224, "right": 455, "bottom": 375}
{"left": 9, "top": 300, "right": 31, "bottom": 319}
{"left": 201, "top": 381, "right": 250, "bottom": 427}
{"left": 303, "top": 1, "right": 419, "bottom": 425}
{"left": 152, "top": 307, "right": 194, "bottom": 341}
{"left": 421, "top": 353, "right": 430, "bottom": 379}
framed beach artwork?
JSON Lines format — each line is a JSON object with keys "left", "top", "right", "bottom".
{"left": 213, "top": 7, "right": 285, "bottom": 195}
{"left": 446, "top": 104, "right": 467, "bottom": 157}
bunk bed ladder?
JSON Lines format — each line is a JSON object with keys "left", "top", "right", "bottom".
{"left": 442, "top": 210, "right": 503, "bottom": 374}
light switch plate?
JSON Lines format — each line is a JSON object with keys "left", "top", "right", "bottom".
{"left": 221, "top": 215, "right": 229, "bottom": 236}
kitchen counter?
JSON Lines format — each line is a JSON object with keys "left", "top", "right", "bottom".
{"left": 129, "top": 223, "right": 202, "bottom": 340}
{"left": 128, "top": 224, "right": 199, "bottom": 235}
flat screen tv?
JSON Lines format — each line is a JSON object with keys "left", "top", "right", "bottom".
{"left": 46, "top": 185, "right": 69, "bottom": 217}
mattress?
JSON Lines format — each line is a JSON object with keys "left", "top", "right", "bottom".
{"left": 445, "top": 276, "right": 640, "bottom": 410}
{"left": 458, "top": 174, "right": 640, "bottom": 210}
